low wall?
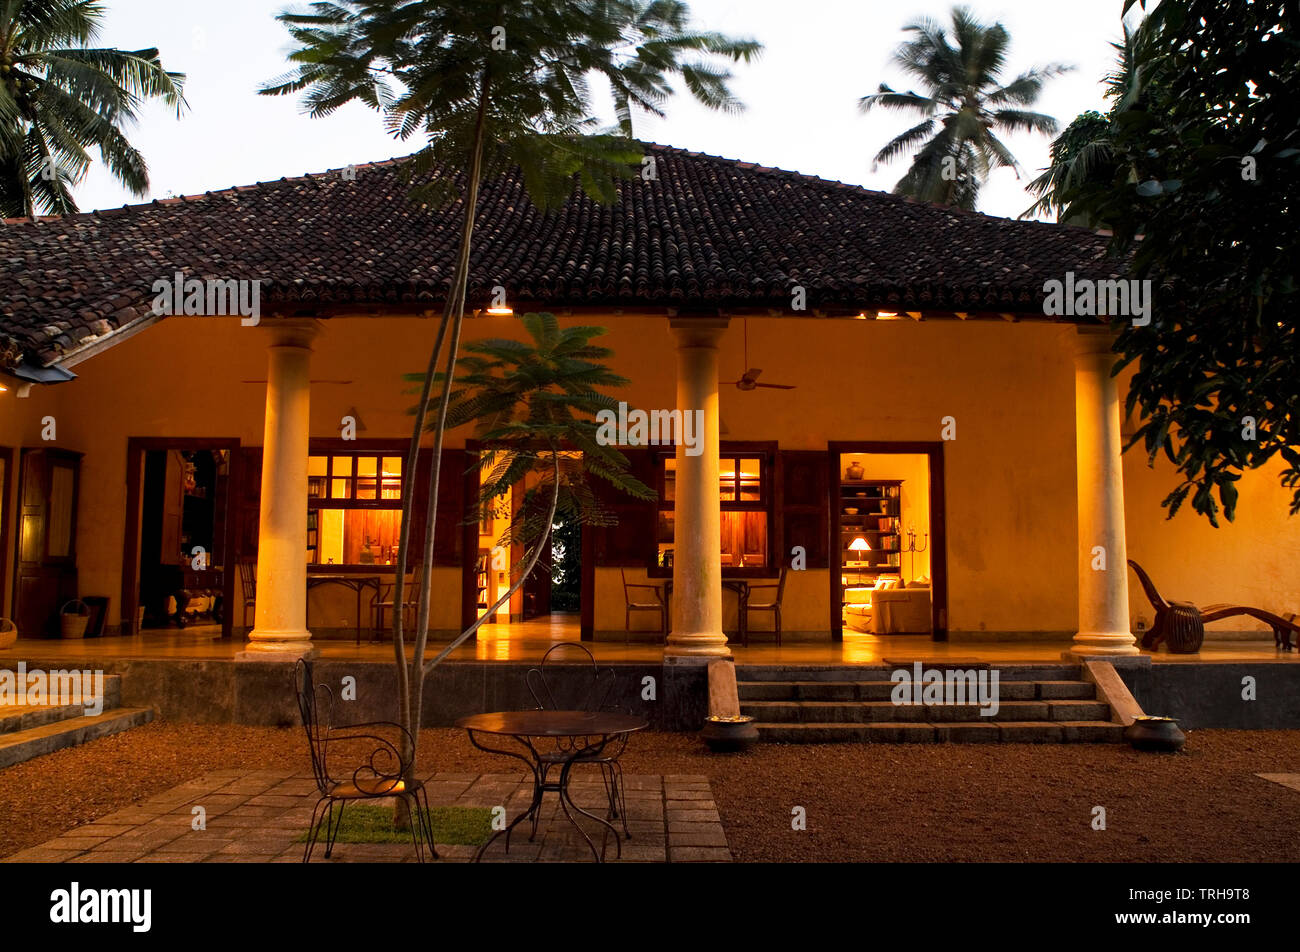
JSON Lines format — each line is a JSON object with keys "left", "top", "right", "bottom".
{"left": 1122, "top": 662, "right": 1300, "bottom": 729}
{"left": 2, "top": 657, "right": 708, "bottom": 732}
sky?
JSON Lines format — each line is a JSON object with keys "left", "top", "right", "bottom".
{"left": 74, "top": 0, "right": 1137, "bottom": 221}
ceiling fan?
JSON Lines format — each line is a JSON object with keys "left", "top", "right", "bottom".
{"left": 724, "top": 318, "right": 797, "bottom": 392}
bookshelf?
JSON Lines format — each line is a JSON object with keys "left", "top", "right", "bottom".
{"left": 839, "top": 479, "right": 902, "bottom": 578}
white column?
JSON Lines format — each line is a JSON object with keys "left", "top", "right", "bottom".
{"left": 241, "top": 319, "right": 320, "bottom": 658}
{"left": 1070, "top": 328, "right": 1138, "bottom": 657}
{"left": 665, "top": 318, "right": 731, "bottom": 661}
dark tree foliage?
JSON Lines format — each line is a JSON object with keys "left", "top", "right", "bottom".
{"left": 1067, "top": 0, "right": 1300, "bottom": 524}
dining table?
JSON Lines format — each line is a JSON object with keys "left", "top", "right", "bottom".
{"left": 662, "top": 577, "right": 753, "bottom": 643}
{"left": 305, "top": 573, "right": 383, "bottom": 645}
{"left": 456, "top": 709, "right": 648, "bottom": 862}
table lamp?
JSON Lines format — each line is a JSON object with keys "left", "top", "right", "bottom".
{"left": 849, "top": 536, "right": 871, "bottom": 585}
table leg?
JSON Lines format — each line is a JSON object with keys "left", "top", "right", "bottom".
{"left": 557, "top": 757, "right": 622, "bottom": 862}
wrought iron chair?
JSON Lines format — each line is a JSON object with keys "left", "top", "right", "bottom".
{"left": 621, "top": 568, "right": 667, "bottom": 643}
{"left": 294, "top": 659, "right": 437, "bottom": 862}
{"left": 525, "top": 643, "right": 631, "bottom": 840}
{"left": 237, "top": 559, "right": 256, "bottom": 629}
{"left": 743, "top": 568, "right": 788, "bottom": 646}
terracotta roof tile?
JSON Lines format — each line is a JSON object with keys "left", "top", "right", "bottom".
{"left": 0, "top": 142, "right": 1124, "bottom": 367}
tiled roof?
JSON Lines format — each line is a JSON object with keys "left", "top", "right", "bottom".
{"left": 0, "top": 142, "right": 1124, "bottom": 369}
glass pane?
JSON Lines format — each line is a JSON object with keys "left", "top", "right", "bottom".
{"left": 356, "top": 457, "right": 377, "bottom": 476}
{"left": 331, "top": 455, "right": 353, "bottom": 476}
{"left": 308, "top": 456, "right": 328, "bottom": 477}
{"left": 718, "top": 458, "right": 736, "bottom": 501}
{"left": 738, "top": 458, "right": 762, "bottom": 500}
{"left": 663, "top": 458, "right": 676, "bottom": 503}
{"left": 331, "top": 478, "right": 351, "bottom": 499}
{"left": 355, "top": 480, "right": 377, "bottom": 500}
{"left": 382, "top": 456, "right": 402, "bottom": 475}
{"left": 48, "top": 464, "right": 75, "bottom": 557}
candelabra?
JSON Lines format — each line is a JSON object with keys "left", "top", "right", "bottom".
{"left": 902, "top": 526, "right": 929, "bottom": 582}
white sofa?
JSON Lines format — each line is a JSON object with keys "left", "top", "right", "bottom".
{"left": 873, "top": 578, "right": 932, "bottom": 633}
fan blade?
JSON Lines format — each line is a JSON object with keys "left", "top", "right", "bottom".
{"left": 746, "top": 368, "right": 763, "bottom": 381}
{"left": 754, "top": 382, "right": 797, "bottom": 390}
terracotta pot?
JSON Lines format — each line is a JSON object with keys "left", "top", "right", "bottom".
{"left": 701, "top": 715, "right": 759, "bottom": 753}
{"left": 1124, "top": 715, "right": 1186, "bottom": 752}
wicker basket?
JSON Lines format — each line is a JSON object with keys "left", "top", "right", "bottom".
{"left": 0, "top": 617, "right": 16, "bottom": 650}
{"left": 60, "top": 599, "right": 89, "bottom": 639}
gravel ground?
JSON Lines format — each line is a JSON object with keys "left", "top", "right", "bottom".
{"left": 1, "top": 722, "right": 1297, "bottom": 862}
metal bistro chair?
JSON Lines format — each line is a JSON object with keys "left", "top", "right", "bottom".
{"left": 621, "top": 568, "right": 667, "bottom": 643}
{"left": 238, "top": 559, "right": 256, "bottom": 630}
{"left": 295, "top": 659, "right": 437, "bottom": 863}
{"left": 525, "top": 643, "right": 631, "bottom": 840}
{"left": 743, "top": 568, "right": 789, "bottom": 646}
{"left": 370, "top": 568, "right": 419, "bottom": 645}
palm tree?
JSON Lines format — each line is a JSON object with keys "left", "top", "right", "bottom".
{"left": 860, "top": 5, "right": 1068, "bottom": 210}
{"left": 0, "top": 0, "right": 186, "bottom": 217}
{"left": 262, "top": 0, "right": 759, "bottom": 796}
{"left": 416, "top": 313, "right": 655, "bottom": 669}
{"left": 1022, "top": 14, "right": 1164, "bottom": 224}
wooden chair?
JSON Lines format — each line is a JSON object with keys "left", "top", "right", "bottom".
{"left": 237, "top": 559, "right": 256, "bottom": 629}
{"left": 1129, "top": 559, "right": 1298, "bottom": 652}
{"left": 621, "top": 569, "right": 667, "bottom": 643}
{"left": 294, "top": 659, "right": 437, "bottom": 863}
{"left": 525, "top": 643, "right": 627, "bottom": 840}
{"left": 743, "top": 568, "right": 788, "bottom": 646}
{"left": 370, "top": 570, "right": 419, "bottom": 645}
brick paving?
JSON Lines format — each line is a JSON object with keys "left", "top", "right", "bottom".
{"left": 1, "top": 768, "right": 731, "bottom": 863}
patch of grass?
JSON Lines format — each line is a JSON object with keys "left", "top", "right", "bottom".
{"left": 296, "top": 804, "right": 492, "bottom": 846}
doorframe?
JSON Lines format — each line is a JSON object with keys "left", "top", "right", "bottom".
{"left": 827, "top": 441, "right": 948, "bottom": 642}
{"left": 461, "top": 439, "right": 596, "bottom": 639}
{"left": 0, "top": 446, "right": 11, "bottom": 619}
{"left": 122, "top": 437, "right": 241, "bottom": 639}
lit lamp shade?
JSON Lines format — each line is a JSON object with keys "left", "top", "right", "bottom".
{"left": 849, "top": 537, "right": 870, "bottom": 562}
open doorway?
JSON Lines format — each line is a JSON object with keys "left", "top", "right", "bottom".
{"left": 123, "top": 438, "right": 239, "bottom": 639}
{"left": 829, "top": 441, "right": 947, "bottom": 642}
{"left": 469, "top": 447, "right": 587, "bottom": 642}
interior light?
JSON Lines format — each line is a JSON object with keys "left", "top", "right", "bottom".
{"left": 485, "top": 306, "right": 514, "bottom": 316}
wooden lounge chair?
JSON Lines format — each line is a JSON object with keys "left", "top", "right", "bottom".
{"left": 1128, "top": 560, "right": 1298, "bottom": 653}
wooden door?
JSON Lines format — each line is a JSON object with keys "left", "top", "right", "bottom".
{"left": 16, "top": 449, "right": 81, "bottom": 637}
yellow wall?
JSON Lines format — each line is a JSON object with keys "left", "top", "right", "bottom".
{"left": 0, "top": 312, "right": 1295, "bottom": 640}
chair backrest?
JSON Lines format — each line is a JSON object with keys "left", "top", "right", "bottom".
{"left": 1127, "top": 560, "right": 1168, "bottom": 611}
{"left": 294, "top": 659, "right": 332, "bottom": 794}
{"left": 526, "top": 642, "right": 615, "bottom": 712}
{"left": 238, "top": 559, "right": 256, "bottom": 597}
{"left": 775, "top": 567, "right": 788, "bottom": 601}
{"left": 620, "top": 568, "right": 632, "bottom": 602}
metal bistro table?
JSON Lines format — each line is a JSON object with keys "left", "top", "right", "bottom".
{"left": 456, "top": 710, "right": 648, "bottom": 862}
{"left": 306, "top": 573, "right": 382, "bottom": 645}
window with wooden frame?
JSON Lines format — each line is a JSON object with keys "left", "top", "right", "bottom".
{"left": 307, "top": 451, "right": 404, "bottom": 566}
{"left": 652, "top": 447, "right": 773, "bottom": 576}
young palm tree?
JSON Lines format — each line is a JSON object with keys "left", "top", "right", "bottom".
{"left": 860, "top": 5, "right": 1068, "bottom": 210}
{"left": 0, "top": 0, "right": 186, "bottom": 217}
{"left": 416, "top": 313, "right": 655, "bottom": 669}
{"left": 262, "top": 0, "right": 758, "bottom": 793}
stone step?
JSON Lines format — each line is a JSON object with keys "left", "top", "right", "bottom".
{"left": 737, "top": 680, "right": 1097, "bottom": 702}
{"left": 0, "top": 675, "right": 123, "bottom": 735}
{"left": 753, "top": 720, "right": 1125, "bottom": 744}
{"left": 0, "top": 707, "right": 154, "bottom": 769}
{"left": 735, "top": 663, "right": 1083, "bottom": 682}
{"left": 740, "top": 699, "right": 1111, "bottom": 723}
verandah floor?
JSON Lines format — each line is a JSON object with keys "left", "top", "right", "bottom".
{"left": 6, "top": 613, "right": 1296, "bottom": 665}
